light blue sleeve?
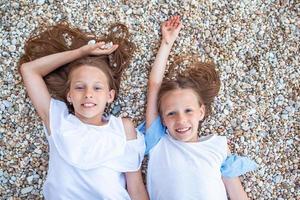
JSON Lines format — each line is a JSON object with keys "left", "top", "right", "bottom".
{"left": 137, "top": 116, "right": 166, "bottom": 155}
{"left": 221, "top": 154, "right": 258, "bottom": 178}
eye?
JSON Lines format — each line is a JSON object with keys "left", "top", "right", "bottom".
{"left": 94, "top": 86, "right": 102, "bottom": 90}
{"left": 185, "top": 108, "right": 193, "bottom": 113}
{"left": 167, "top": 111, "right": 176, "bottom": 116}
{"left": 75, "top": 85, "right": 84, "bottom": 90}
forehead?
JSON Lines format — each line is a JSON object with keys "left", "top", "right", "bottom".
{"left": 160, "top": 88, "right": 200, "bottom": 110}
{"left": 70, "top": 65, "right": 108, "bottom": 83}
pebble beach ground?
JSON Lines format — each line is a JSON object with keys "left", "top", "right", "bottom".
{"left": 0, "top": 0, "right": 299, "bottom": 199}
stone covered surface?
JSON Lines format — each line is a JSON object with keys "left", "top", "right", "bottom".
{"left": 0, "top": 0, "right": 299, "bottom": 199}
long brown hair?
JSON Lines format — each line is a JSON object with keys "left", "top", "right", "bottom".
{"left": 158, "top": 57, "right": 221, "bottom": 119}
{"left": 19, "top": 21, "right": 135, "bottom": 113}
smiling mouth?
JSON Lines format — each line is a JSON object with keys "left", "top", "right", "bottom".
{"left": 175, "top": 127, "right": 191, "bottom": 134}
{"left": 82, "top": 103, "right": 96, "bottom": 108}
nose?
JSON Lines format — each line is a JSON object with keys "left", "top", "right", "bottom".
{"left": 176, "top": 113, "right": 187, "bottom": 124}
{"left": 84, "top": 88, "right": 93, "bottom": 98}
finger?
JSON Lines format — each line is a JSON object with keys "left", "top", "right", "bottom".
{"left": 111, "top": 44, "right": 119, "bottom": 51}
{"left": 165, "top": 20, "right": 170, "bottom": 27}
{"left": 105, "top": 44, "right": 119, "bottom": 53}
{"left": 171, "top": 16, "right": 178, "bottom": 27}
{"left": 173, "top": 16, "right": 180, "bottom": 25}
{"left": 169, "top": 16, "right": 175, "bottom": 26}
{"left": 176, "top": 22, "right": 183, "bottom": 29}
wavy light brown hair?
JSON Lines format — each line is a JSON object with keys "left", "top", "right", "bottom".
{"left": 158, "top": 57, "right": 221, "bottom": 119}
{"left": 19, "top": 21, "right": 135, "bottom": 113}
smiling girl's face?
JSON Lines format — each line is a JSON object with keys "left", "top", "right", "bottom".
{"left": 160, "top": 88, "right": 205, "bottom": 142}
{"left": 67, "top": 65, "right": 115, "bottom": 126}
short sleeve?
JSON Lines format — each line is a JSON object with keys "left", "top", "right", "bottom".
{"left": 221, "top": 154, "right": 258, "bottom": 178}
{"left": 137, "top": 116, "right": 166, "bottom": 155}
{"left": 102, "top": 130, "right": 146, "bottom": 172}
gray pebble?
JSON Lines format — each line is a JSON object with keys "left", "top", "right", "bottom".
{"left": 21, "top": 186, "right": 34, "bottom": 194}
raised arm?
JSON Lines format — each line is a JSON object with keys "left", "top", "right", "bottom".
{"left": 19, "top": 42, "right": 118, "bottom": 129}
{"left": 146, "top": 16, "right": 182, "bottom": 128}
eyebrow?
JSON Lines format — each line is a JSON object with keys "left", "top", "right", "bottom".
{"left": 73, "top": 81, "right": 104, "bottom": 85}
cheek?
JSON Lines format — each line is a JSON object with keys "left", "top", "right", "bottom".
{"left": 163, "top": 118, "right": 174, "bottom": 128}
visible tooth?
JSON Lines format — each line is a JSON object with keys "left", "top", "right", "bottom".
{"left": 177, "top": 127, "right": 189, "bottom": 132}
{"left": 83, "top": 103, "right": 95, "bottom": 107}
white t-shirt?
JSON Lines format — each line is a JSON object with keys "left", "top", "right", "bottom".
{"left": 147, "top": 132, "right": 228, "bottom": 200}
{"left": 43, "top": 99, "right": 145, "bottom": 200}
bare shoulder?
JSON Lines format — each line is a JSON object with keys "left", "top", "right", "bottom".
{"left": 121, "top": 118, "right": 137, "bottom": 140}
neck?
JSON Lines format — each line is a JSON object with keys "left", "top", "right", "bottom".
{"left": 76, "top": 113, "right": 107, "bottom": 126}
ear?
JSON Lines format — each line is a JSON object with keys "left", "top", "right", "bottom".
{"left": 199, "top": 105, "right": 206, "bottom": 121}
{"left": 67, "top": 92, "right": 72, "bottom": 103}
{"left": 107, "top": 89, "right": 116, "bottom": 103}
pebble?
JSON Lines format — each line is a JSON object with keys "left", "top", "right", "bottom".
{"left": 88, "top": 40, "right": 96, "bottom": 45}
{"left": 8, "top": 45, "right": 16, "bottom": 52}
{"left": 21, "top": 186, "right": 33, "bottom": 194}
{"left": 273, "top": 175, "right": 283, "bottom": 184}
{"left": 37, "top": 0, "right": 45, "bottom": 5}
{"left": 2, "top": 100, "right": 12, "bottom": 108}
{"left": 257, "top": 158, "right": 263, "bottom": 164}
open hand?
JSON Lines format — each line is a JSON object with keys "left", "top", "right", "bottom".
{"left": 80, "top": 41, "right": 119, "bottom": 56}
{"left": 161, "top": 15, "right": 182, "bottom": 45}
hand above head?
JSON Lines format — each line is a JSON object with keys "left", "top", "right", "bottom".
{"left": 161, "top": 15, "right": 183, "bottom": 45}
{"left": 79, "top": 41, "right": 119, "bottom": 56}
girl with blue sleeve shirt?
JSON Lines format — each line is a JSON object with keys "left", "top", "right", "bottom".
{"left": 140, "top": 16, "right": 257, "bottom": 200}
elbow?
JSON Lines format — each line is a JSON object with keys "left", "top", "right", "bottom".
{"left": 19, "top": 63, "right": 37, "bottom": 78}
{"left": 19, "top": 63, "right": 30, "bottom": 77}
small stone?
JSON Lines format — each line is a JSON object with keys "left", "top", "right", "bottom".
{"left": 21, "top": 186, "right": 33, "bottom": 194}
{"left": 126, "top": 9, "right": 133, "bottom": 15}
{"left": 88, "top": 40, "right": 96, "bottom": 45}
{"left": 27, "top": 175, "right": 34, "bottom": 184}
{"left": 111, "top": 104, "right": 121, "bottom": 115}
{"left": 204, "top": 30, "right": 210, "bottom": 38}
{"left": 37, "top": 0, "right": 45, "bottom": 5}
{"left": 17, "top": 22, "right": 26, "bottom": 29}
{"left": 204, "top": 46, "right": 211, "bottom": 53}
{"left": 224, "top": 109, "right": 229, "bottom": 115}
{"left": 8, "top": 45, "right": 16, "bottom": 52}
{"left": 249, "top": 95, "right": 256, "bottom": 102}
{"left": 225, "top": 65, "right": 231, "bottom": 73}
{"left": 2, "top": 100, "right": 12, "bottom": 108}
{"left": 102, "top": 42, "right": 113, "bottom": 49}
{"left": 281, "top": 114, "right": 288, "bottom": 120}
{"left": 34, "top": 149, "right": 42, "bottom": 154}
{"left": 273, "top": 175, "right": 283, "bottom": 184}
{"left": 12, "top": 2, "right": 20, "bottom": 9}
{"left": 257, "top": 157, "right": 262, "bottom": 164}
{"left": 241, "top": 122, "right": 249, "bottom": 131}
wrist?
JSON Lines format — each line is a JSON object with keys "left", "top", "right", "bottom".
{"left": 76, "top": 46, "right": 87, "bottom": 57}
{"left": 161, "top": 38, "right": 174, "bottom": 47}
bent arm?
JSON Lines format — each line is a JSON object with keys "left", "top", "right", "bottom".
{"left": 20, "top": 48, "right": 84, "bottom": 128}
{"left": 20, "top": 42, "right": 117, "bottom": 130}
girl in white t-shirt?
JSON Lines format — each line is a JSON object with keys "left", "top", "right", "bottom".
{"left": 141, "top": 16, "right": 257, "bottom": 200}
{"left": 19, "top": 22, "right": 149, "bottom": 200}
